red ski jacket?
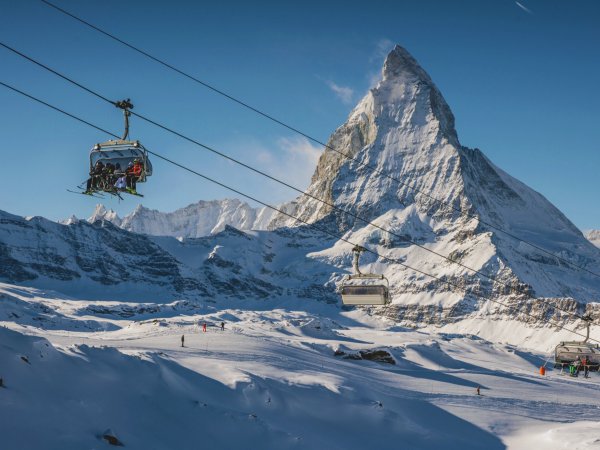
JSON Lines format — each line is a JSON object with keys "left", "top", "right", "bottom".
{"left": 128, "top": 163, "right": 143, "bottom": 177}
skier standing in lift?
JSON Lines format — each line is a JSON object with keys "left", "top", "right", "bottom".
{"left": 583, "top": 356, "right": 590, "bottom": 378}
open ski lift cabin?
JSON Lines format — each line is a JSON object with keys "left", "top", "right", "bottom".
{"left": 91, "top": 99, "right": 152, "bottom": 179}
{"left": 78, "top": 98, "right": 152, "bottom": 198}
{"left": 554, "top": 316, "right": 600, "bottom": 371}
{"left": 340, "top": 245, "right": 390, "bottom": 306}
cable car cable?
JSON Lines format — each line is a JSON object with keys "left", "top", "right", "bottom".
{"left": 0, "top": 79, "right": 596, "bottom": 349}
{"left": 38, "top": 0, "right": 600, "bottom": 282}
{"left": 0, "top": 40, "right": 591, "bottom": 321}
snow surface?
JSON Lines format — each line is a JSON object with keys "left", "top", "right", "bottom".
{"left": 1, "top": 282, "right": 600, "bottom": 449}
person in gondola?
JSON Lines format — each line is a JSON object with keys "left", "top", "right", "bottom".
{"left": 103, "top": 162, "right": 116, "bottom": 187}
{"left": 126, "top": 159, "right": 143, "bottom": 194}
{"left": 85, "top": 161, "right": 105, "bottom": 194}
{"left": 113, "top": 163, "right": 127, "bottom": 190}
{"left": 571, "top": 356, "right": 581, "bottom": 377}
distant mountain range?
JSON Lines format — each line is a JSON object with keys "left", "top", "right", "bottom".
{"left": 72, "top": 199, "right": 275, "bottom": 238}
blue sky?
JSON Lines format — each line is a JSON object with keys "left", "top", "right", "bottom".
{"left": 0, "top": 0, "right": 598, "bottom": 230}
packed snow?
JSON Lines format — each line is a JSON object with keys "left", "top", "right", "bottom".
{"left": 1, "top": 282, "right": 600, "bottom": 449}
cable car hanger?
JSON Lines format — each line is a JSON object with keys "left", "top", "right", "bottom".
{"left": 114, "top": 98, "right": 133, "bottom": 140}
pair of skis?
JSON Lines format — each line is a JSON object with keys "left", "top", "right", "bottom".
{"left": 67, "top": 188, "right": 144, "bottom": 199}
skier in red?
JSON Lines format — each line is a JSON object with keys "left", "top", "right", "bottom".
{"left": 203, "top": 323, "right": 207, "bottom": 333}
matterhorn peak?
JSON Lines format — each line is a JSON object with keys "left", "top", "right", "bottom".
{"left": 371, "top": 45, "right": 458, "bottom": 146}
{"left": 382, "top": 45, "right": 433, "bottom": 83}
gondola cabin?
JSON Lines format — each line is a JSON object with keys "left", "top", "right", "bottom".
{"left": 340, "top": 245, "right": 390, "bottom": 306}
{"left": 554, "top": 342, "right": 600, "bottom": 371}
{"left": 90, "top": 140, "right": 152, "bottom": 182}
{"left": 554, "top": 316, "right": 599, "bottom": 372}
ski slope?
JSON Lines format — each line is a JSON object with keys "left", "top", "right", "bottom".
{"left": 1, "top": 282, "right": 599, "bottom": 449}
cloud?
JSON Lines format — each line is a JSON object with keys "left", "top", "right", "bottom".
{"left": 326, "top": 80, "right": 354, "bottom": 104}
{"left": 275, "top": 136, "right": 323, "bottom": 188}
{"left": 515, "top": 1, "right": 533, "bottom": 14}
{"left": 232, "top": 136, "right": 323, "bottom": 193}
{"left": 373, "top": 38, "right": 394, "bottom": 61}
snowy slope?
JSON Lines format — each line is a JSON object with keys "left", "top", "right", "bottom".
{"left": 586, "top": 230, "right": 600, "bottom": 248}
{"left": 82, "top": 199, "right": 274, "bottom": 238}
{"left": 1, "top": 284, "right": 599, "bottom": 449}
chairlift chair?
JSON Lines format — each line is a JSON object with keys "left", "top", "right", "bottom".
{"left": 340, "top": 245, "right": 390, "bottom": 306}
{"left": 554, "top": 315, "right": 600, "bottom": 372}
{"left": 76, "top": 99, "right": 152, "bottom": 198}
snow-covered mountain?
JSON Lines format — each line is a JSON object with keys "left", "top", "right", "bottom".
{"left": 587, "top": 230, "right": 600, "bottom": 248}
{"left": 4, "top": 44, "right": 600, "bottom": 327}
{"left": 271, "top": 45, "right": 600, "bottom": 305}
{"left": 0, "top": 208, "right": 333, "bottom": 303}
{"left": 84, "top": 199, "right": 275, "bottom": 238}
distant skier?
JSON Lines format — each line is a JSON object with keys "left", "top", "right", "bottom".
{"left": 476, "top": 386, "right": 480, "bottom": 396}
{"left": 181, "top": 335, "right": 185, "bottom": 347}
{"left": 203, "top": 323, "right": 207, "bottom": 333}
{"left": 221, "top": 322, "right": 225, "bottom": 331}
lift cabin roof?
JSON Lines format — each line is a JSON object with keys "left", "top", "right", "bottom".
{"left": 90, "top": 140, "right": 153, "bottom": 177}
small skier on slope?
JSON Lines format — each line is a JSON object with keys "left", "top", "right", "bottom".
{"left": 181, "top": 335, "right": 185, "bottom": 347}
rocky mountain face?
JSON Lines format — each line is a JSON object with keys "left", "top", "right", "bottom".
{"left": 83, "top": 199, "right": 275, "bottom": 238}
{"left": 586, "top": 230, "right": 600, "bottom": 248}
{"left": 0, "top": 209, "right": 333, "bottom": 303}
